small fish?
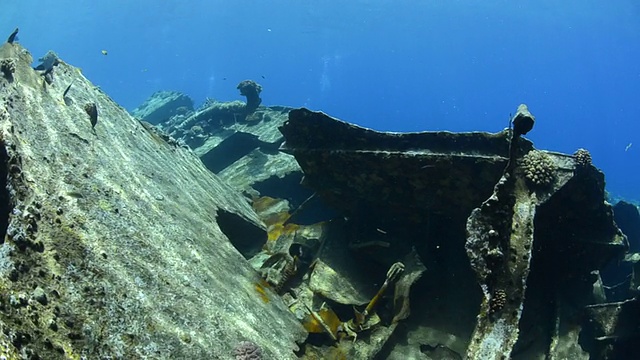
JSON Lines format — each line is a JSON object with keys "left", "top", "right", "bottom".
{"left": 66, "top": 191, "right": 84, "bottom": 199}
{"left": 7, "top": 28, "right": 18, "bottom": 44}
{"left": 376, "top": 228, "right": 387, "bottom": 234}
{"left": 261, "top": 75, "right": 265, "bottom": 79}
{"left": 101, "top": 50, "right": 108, "bottom": 55}
{"left": 84, "top": 102, "right": 98, "bottom": 130}
{"left": 625, "top": 143, "right": 633, "bottom": 152}
{"left": 63, "top": 81, "right": 73, "bottom": 98}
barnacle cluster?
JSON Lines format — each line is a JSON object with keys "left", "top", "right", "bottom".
{"left": 573, "top": 148, "right": 592, "bottom": 168}
{"left": 489, "top": 289, "right": 507, "bottom": 314}
{"left": 522, "top": 150, "right": 556, "bottom": 187}
{"left": 1, "top": 58, "right": 17, "bottom": 77}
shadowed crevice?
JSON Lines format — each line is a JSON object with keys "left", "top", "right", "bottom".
{"left": 216, "top": 208, "right": 266, "bottom": 258}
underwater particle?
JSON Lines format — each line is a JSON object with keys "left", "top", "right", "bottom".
{"left": 522, "top": 150, "right": 556, "bottom": 188}
{"left": 84, "top": 103, "right": 98, "bottom": 130}
{"left": 6, "top": 27, "right": 19, "bottom": 44}
{"left": 101, "top": 50, "right": 108, "bottom": 55}
{"left": 232, "top": 340, "right": 262, "bottom": 360}
{"left": 0, "top": 58, "right": 17, "bottom": 77}
{"left": 573, "top": 148, "right": 592, "bottom": 168}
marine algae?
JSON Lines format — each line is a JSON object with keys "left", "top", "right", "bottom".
{"left": 253, "top": 279, "right": 271, "bottom": 304}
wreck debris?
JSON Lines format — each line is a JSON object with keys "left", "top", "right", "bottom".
{"left": 585, "top": 298, "right": 640, "bottom": 359}
{"left": 131, "top": 90, "right": 194, "bottom": 125}
{"left": 280, "top": 108, "right": 514, "bottom": 220}
{"left": 350, "top": 262, "right": 405, "bottom": 333}
{"left": 339, "top": 310, "right": 382, "bottom": 342}
{"left": 34, "top": 50, "right": 60, "bottom": 72}
{"left": 237, "top": 80, "right": 263, "bottom": 114}
{"left": 35, "top": 50, "right": 60, "bottom": 89}
{"left": 391, "top": 250, "right": 426, "bottom": 323}
{"left": 463, "top": 105, "right": 626, "bottom": 359}
{"left": 333, "top": 262, "right": 409, "bottom": 343}
{"left": 259, "top": 252, "right": 297, "bottom": 293}
{"left": 464, "top": 105, "right": 546, "bottom": 359}
{"left": 126, "top": 86, "right": 640, "bottom": 358}
{"left": 41, "top": 67, "right": 54, "bottom": 86}
{"left": 512, "top": 103, "right": 535, "bottom": 137}
{"left": 0, "top": 42, "right": 306, "bottom": 359}
{"left": 303, "top": 302, "right": 340, "bottom": 341}
{"left": 275, "top": 107, "right": 632, "bottom": 358}
{"left": 308, "top": 258, "right": 372, "bottom": 306}
{"left": 505, "top": 103, "right": 535, "bottom": 172}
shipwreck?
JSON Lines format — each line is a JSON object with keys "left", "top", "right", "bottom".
{"left": 1, "top": 40, "right": 639, "bottom": 359}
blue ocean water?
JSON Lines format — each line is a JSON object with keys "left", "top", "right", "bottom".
{"left": 3, "top": 0, "right": 639, "bottom": 201}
